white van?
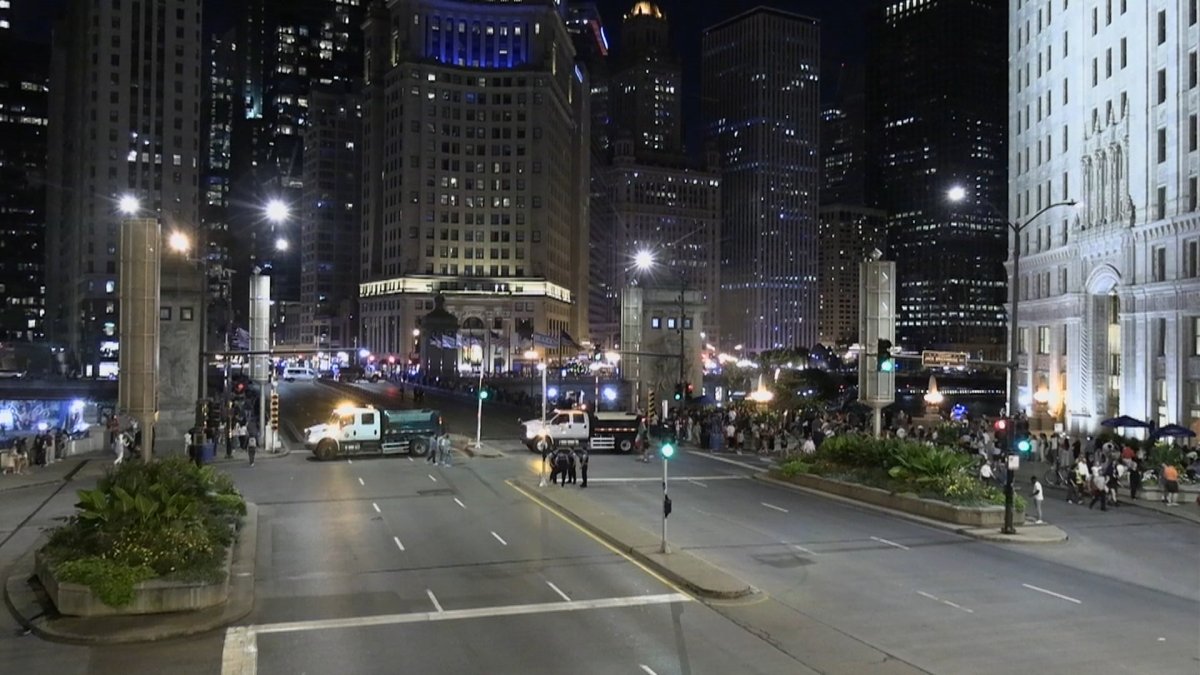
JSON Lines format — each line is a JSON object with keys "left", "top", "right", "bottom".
{"left": 282, "top": 366, "right": 318, "bottom": 382}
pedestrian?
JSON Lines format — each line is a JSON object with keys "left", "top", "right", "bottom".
{"left": 979, "top": 460, "right": 995, "bottom": 486}
{"left": 238, "top": 422, "right": 249, "bottom": 451}
{"left": 1088, "top": 467, "right": 1108, "bottom": 511}
{"left": 579, "top": 447, "right": 589, "bottom": 488}
{"left": 1104, "top": 459, "right": 1121, "bottom": 506}
{"left": 1128, "top": 455, "right": 1142, "bottom": 501}
{"left": 566, "top": 448, "right": 577, "bottom": 484}
{"left": 438, "top": 433, "right": 452, "bottom": 467}
{"left": 247, "top": 434, "right": 257, "bottom": 467}
{"left": 1030, "top": 475, "right": 1045, "bottom": 523}
{"left": 553, "top": 448, "right": 570, "bottom": 486}
{"left": 548, "top": 447, "right": 561, "bottom": 485}
{"left": 637, "top": 419, "right": 651, "bottom": 463}
{"left": 1161, "top": 463, "right": 1180, "bottom": 506}
{"left": 112, "top": 432, "right": 125, "bottom": 466}
{"left": 426, "top": 431, "right": 438, "bottom": 463}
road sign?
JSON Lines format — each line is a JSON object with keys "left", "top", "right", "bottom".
{"left": 921, "top": 350, "right": 969, "bottom": 368}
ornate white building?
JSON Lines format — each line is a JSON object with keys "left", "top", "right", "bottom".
{"left": 1010, "top": 0, "right": 1199, "bottom": 433}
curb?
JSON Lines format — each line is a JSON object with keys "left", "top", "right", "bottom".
{"left": 4, "top": 503, "right": 258, "bottom": 644}
{"left": 510, "top": 478, "right": 755, "bottom": 601}
{"left": 451, "top": 434, "right": 505, "bottom": 458}
{"left": 752, "top": 474, "right": 1069, "bottom": 545}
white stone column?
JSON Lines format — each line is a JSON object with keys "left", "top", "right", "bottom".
{"left": 1119, "top": 310, "right": 1148, "bottom": 421}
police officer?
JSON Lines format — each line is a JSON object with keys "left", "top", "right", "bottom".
{"left": 567, "top": 448, "right": 578, "bottom": 484}
{"left": 579, "top": 447, "right": 589, "bottom": 488}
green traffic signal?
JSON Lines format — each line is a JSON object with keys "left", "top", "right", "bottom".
{"left": 479, "top": 389, "right": 489, "bottom": 400}
{"left": 879, "top": 358, "right": 895, "bottom": 372}
{"left": 1016, "top": 438, "right": 1031, "bottom": 453}
{"left": 660, "top": 442, "right": 675, "bottom": 459}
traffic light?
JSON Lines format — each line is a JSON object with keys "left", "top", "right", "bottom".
{"left": 270, "top": 392, "right": 280, "bottom": 432}
{"left": 876, "top": 339, "right": 895, "bottom": 372}
{"left": 993, "top": 417, "right": 1008, "bottom": 447}
{"left": 673, "top": 383, "right": 683, "bottom": 401}
{"left": 478, "top": 388, "right": 490, "bottom": 400}
{"left": 233, "top": 380, "right": 247, "bottom": 397}
{"left": 685, "top": 382, "right": 694, "bottom": 396}
{"left": 660, "top": 440, "right": 675, "bottom": 459}
{"left": 1015, "top": 435, "right": 1032, "bottom": 454}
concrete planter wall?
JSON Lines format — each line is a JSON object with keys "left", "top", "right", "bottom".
{"left": 777, "top": 472, "right": 1022, "bottom": 528}
{"left": 35, "top": 532, "right": 235, "bottom": 617}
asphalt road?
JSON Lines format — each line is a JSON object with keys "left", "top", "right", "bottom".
{"left": 1, "top": 385, "right": 1197, "bottom": 674}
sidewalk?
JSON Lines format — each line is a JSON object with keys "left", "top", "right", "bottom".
{"left": 1021, "top": 457, "right": 1200, "bottom": 525}
{"left": 0, "top": 454, "right": 103, "bottom": 494}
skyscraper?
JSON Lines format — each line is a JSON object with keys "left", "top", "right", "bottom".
{"left": 603, "top": 3, "right": 720, "bottom": 346}
{"left": 225, "top": 0, "right": 364, "bottom": 327}
{"left": 46, "top": 0, "right": 204, "bottom": 375}
{"left": 0, "top": 34, "right": 48, "bottom": 342}
{"left": 703, "top": 7, "right": 820, "bottom": 352}
{"left": 1009, "top": 0, "right": 1200, "bottom": 433}
{"left": 867, "top": 0, "right": 1008, "bottom": 355}
{"left": 359, "top": 0, "right": 590, "bottom": 370}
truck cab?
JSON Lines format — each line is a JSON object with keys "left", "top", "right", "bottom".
{"left": 306, "top": 405, "right": 441, "bottom": 460}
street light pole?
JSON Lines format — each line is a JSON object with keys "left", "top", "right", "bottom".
{"left": 474, "top": 364, "right": 484, "bottom": 450}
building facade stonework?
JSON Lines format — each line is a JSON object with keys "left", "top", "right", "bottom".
{"left": 1010, "top": 0, "right": 1200, "bottom": 433}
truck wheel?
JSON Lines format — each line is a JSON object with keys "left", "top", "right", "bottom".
{"left": 315, "top": 439, "right": 337, "bottom": 461}
{"left": 410, "top": 438, "right": 430, "bottom": 457}
{"left": 618, "top": 438, "right": 634, "bottom": 453}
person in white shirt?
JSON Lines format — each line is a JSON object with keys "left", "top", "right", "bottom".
{"left": 801, "top": 436, "right": 816, "bottom": 455}
{"left": 1029, "top": 476, "right": 1045, "bottom": 523}
{"left": 979, "top": 461, "right": 995, "bottom": 485}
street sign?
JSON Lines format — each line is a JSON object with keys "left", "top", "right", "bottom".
{"left": 921, "top": 350, "right": 969, "bottom": 368}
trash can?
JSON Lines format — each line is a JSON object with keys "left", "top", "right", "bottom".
{"left": 198, "top": 442, "right": 216, "bottom": 465}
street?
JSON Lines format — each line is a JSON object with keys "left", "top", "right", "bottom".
{"left": 0, "top": 381, "right": 1197, "bottom": 674}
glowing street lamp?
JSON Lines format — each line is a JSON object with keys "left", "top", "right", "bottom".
{"left": 168, "top": 231, "right": 190, "bottom": 254}
{"left": 118, "top": 195, "right": 141, "bottom": 216}
{"left": 634, "top": 249, "right": 655, "bottom": 271}
{"left": 274, "top": 237, "right": 289, "bottom": 252}
{"left": 946, "top": 185, "right": 967, "bottom": 203}
{"left": 265, "top": 198, "right": 290, "bottom": 224}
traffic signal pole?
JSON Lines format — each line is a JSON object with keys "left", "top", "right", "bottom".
{"left": 661, "top": 444, "right": 670, "bottom": 554}
{"left": 474, "top": 366, "right": 484, "bottom": 450}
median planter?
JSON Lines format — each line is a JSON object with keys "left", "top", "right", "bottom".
{"left": 34, "top": 538, "right": 235, "bottom": 617}
{"left": 773, "top": 471, "right": 1022, "bottom": 528}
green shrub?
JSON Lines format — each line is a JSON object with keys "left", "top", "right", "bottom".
{"left": 778, "top": 460, "right": 812, "bottom": 478}
{"left": 43, "top": 459, "right": 243, "bottom": 603}
{"left": 887, "top": 444, "right": 974, "bottom": 485}
{"left": 55, "top": 557, "right": 154, "bottom": 608}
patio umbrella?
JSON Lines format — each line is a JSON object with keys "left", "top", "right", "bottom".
{"left": 1100, "top": 415, "right": 1150, "bottom": 429}
{"left": 1150, "top": 423, "right": 1196, "bottom": 440}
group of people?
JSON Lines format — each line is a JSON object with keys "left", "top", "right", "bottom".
{"left": 544, "top": 445, "right": 588, "bottom": 487}
{"left": 2, "top": 429, "right": 68, "bottom": 475}
{"left": 424, "top": 432, "right": 454, "bottom": 467}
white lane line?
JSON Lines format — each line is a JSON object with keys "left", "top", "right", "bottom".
{"left": 426, "top": 589, "right": 444, "bottom": 613}
{"left": 491, "top": 531, "right": 508, "bottom": 546}
{"left": 393, "top": 536, "right": 405, "bottom": 552}
{"left": 761, "top": 502, "right": 789, "bottom": 513}
{"left": 942, "top": 600, "right": 974, "bottom": 614}
{"left": 870, "top": 536, "right": 910, "bottom": 551}
{"left": 428, "top": 474, "right": 437, "bottom": 482}
{"left": 640, "top": 666, "right": 659, "bottom": 675}
{"left": 252, "top": 593, "right": 691, "bottom": 635}
{"left": 791, "top": 544, "right": 816, "bottom": 556}
{"left": 453, "top": 497, "right": 467, "bottom": 509}
{"left": 407, "top": 456, "right": 414, "bottom": 462}
{"left": 357, "top": 477, "right": 365, "bottom": 486}
{"left": 372, "top": 502, "right": 381, "bottom": 513}
{"left": 1022, "top": 583, "right": 1081, "bottom": 604}
{"left": 687, "top": 450, "right": 763, "bottom": 471}
{"left": 220, "top": 626, "right": 258, "bottom": 675}
{"left": 917, "top": 591, "right": 940, "bottom": 601}
{"left": 585, "top": 475, "right": 745, "bottom": 484}
{"left": 687, "top": 479, "right": 708, "bottom": 488}
{"left": 545, "top": 581, "right": 571, "bottom": 602}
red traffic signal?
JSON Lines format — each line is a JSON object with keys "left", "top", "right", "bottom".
{"left": 233, "top": 381, "right": 247, "bottom": 395}
{"left": 993, "top": 418, "right": 1007, "bottom": 432}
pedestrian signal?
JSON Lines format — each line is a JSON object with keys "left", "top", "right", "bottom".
{"left": 660, "top": 441, "right": 675, "bottom": 459}
{"left": 877, "top": 339, "right": 895, "bottom": 372}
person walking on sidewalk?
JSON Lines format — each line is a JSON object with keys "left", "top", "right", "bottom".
{"left": 247, "top": 434, "right": 257, "bottom": 467}
{"left": 1088, "top": 466, "right": 1108, "bottom": 511}
{"left": 437, "top": 432, "right": 452, "bottom": 467}
{"left": 1030, "top": 476, "right": 1045, "bottom": 523}
{"left": 1161, "top": 463, "right": 1180, "bottom": 506}
{"left": 1128, "top": 455, "right": 1143, "bottom": 501}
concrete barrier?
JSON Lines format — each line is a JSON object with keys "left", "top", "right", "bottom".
{"left": 775, "top": 472, "right": 1022, "bottom": 528}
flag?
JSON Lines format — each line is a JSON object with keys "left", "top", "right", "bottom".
{"left": 560, "top": 330, "right": 582, "bottom": 351}
{"left": 533, "top": 332, "right": 557, "bottom": 348}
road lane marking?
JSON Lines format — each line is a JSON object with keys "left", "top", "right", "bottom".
{"left": 1022, "top": 583, "right": 1081, "bottom": 604}
{"left": 428, "top": 474, "right": 437, "bottom": 482}
{"left": 221, "top": 627, "right": 258, "bottom": 675}
{"left": 426, "top": 589, "right": 444, "bottom": 613}
{"left": 546, "top": 581, "right": 571, "bottom": 602}
{"left": 372, "top": 503, "right": 381, "bottom": 513}
{"left": 917, "top": 591, "right": 939, "bottom": 601}
{"left": 640, "top": 666, "right": 659, "bottom": 675}
{"left": 870, "top": 536, "right": 910, "bottom": 551}
{"left": 357, "top": 477, "right": 365, "bottom": 486}
{"left": 249, "top": 593, "right": 691, "bottom": 635}
{"left": 790, "top": 544, "right": 816, "bottom": 556}
{"left": 761, "top": 502, "right": 789, "bottom": 513}
{"left": 393, "top": 536, "right": 405, "bottom": 552}
{"left": 453, "top": 498, "right": 467, "bottom": 509}
{"left": 407, "top": 456, "right": 414, "bottom": 462}
{"left": 687, "top": 479, "right": 708, "bottom": 488}
{"left": 585, "top": 475, "right": 745, "bottom": 483}
{"left": 686, "top": 450, "right": 764, "bottom": 471}
{"left": 491, "top": 531, "right": 508, "bottom": 546}
{"left": 942, "top": 600, "right": 974, "bottom": 613}
{"left": 916, "top": 590, "right": 974, "bottom": 614}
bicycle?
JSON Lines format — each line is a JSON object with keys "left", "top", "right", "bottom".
{"left": 1042, "top": 466, "right": 1071, "bottom": 487}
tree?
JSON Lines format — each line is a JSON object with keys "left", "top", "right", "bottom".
{"left": 770, "top": 368, "right": 837, "bottom": 411}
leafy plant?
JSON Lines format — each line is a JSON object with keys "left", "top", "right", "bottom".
{"left": 778, "top": 460, "right": 813, "bottom": 477}
{"left": 55, "top": 557, "right": 154, "bottom": 608}
{"left": 887, "top": 445, "right": 973, "bottom": 485}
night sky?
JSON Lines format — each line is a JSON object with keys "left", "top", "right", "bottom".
{"left": 22, "top": 0, "right": 869, "bottom": 147}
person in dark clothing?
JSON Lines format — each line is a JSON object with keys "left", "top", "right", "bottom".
{"left": 1128, "top": 457, "right": 1142, "bottom": 501}
{"left": 579, "top": 448, "right": 589, "bottom": 488}
{"left": 567, "top": 449, "right": 577, "bottom": 484}
{"left": 553, "top": 449, "right": 570, "bottom": 486}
